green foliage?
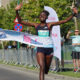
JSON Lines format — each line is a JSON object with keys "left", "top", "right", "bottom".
{"left": 0, "top": 8, "right": 5, "bottom": 28}
{"left": 0, "top": 0, "right": 17, "bottom": 30}
{"left": 57, "top": 71, "right": 80, "bottom": 78}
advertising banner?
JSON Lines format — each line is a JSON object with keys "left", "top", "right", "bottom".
{"left": 44, "top": 6, "right": 61, "bottom": 60}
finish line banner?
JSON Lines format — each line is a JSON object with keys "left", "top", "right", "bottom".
{"left": 0, "top": 29, "right": 54, "bottom": 48}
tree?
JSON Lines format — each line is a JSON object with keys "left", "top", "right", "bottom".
{"left": 0, "top": 0, "right": 17, "bottom": 30}
{"left": 0, "top": 7, "right": 6, "bottom": 29}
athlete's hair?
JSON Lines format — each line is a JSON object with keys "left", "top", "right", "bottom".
{"left": 42, "top": 10, "right": 49, "bottom": 17}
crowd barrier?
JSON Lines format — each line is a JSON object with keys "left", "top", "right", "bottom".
{"left": 0, "top": 44, "right": 73, "bottom": 69}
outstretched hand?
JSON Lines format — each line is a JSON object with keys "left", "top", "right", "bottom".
{"left": 15, "top": 3, "right": 23, "bottom": 10}
{"left": 67, "top": 30, "right": 72, "bottom": 34}
{"left": 72, "top": 7, "right": 78, "bottom": 14}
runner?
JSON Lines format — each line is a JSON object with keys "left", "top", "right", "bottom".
{"left": 15, "top": 3, "right": 78, "bottom": 80}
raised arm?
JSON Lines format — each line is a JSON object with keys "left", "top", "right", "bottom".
{"left": 66, "top": 30, "right": 72, "bottom": 39}
{"left": 48, "top": 8, "right": 78, "bottom": 28}
{"left": 15, "top": 3, "right": 38, "bottom": 27}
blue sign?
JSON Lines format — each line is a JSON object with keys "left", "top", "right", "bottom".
{"left": 14, "top": 23, "right": 23, "bottom": 32}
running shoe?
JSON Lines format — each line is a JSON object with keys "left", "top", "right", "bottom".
{"left": 73, "top": 68, "right": 77, "bottom": 72}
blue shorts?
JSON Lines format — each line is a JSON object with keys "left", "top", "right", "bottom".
{"left": 37, "top": 47, "right": 53, "bottom": 55}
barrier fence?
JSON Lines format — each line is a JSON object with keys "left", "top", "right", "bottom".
{"left": 0, "top": 44, "right": 73, "bottom": 69}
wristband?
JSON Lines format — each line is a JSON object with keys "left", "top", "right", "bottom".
{"left": 72, "top": 12, "right": 77, "bottom": 17}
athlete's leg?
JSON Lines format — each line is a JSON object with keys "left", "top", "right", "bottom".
{"left": 36, "top": 52, "right": 45, "bottom": 80}
{"left": 45, "top": 54, "right": 53, "bottom": 74}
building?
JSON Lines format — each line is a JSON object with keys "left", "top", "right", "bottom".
{"left": 0, "top": 0, "right": 1, "bottom": 7}
{"left": 0, "top": 0, "right": 13, "bottom": 8}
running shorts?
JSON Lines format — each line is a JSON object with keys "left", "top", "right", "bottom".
{"left": 71, "top": 51, "right": 80, "bottom": 59}
{"left": 37, "top": 47, "right": 53, "bottom": 55}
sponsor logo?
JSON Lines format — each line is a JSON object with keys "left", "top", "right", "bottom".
{"left": 23, "top": 35, "right": 43, "bottom": 45}
{"left": 52, "top": 33, "right": 58, "bottom": 37}
{"left": 38, "top": 30, "right": 49, "bottom": 37}
{"left": 44, "top": 27, "right": 48, "bottom": 29}
{"left": 48, "top": 17, "right": 56, "bottom": 21}
{"left": 24, "top": 35, "right": 31, "bottom": 43}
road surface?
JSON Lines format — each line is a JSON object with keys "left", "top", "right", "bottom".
{"left": 0, "top": 64, "right": 79, "bottom": 80}
{"left": 0, "top": 64, "right": 55, "bottom": 80}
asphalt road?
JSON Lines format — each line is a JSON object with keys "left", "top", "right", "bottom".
{"left": 0, "top": 64, "right": 79, "bottom": 80}
{"left": 0, "top": 64, "right": 55, "bottom": 80}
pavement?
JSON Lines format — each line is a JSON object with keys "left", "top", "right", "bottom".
{"left": 0, "top": 64, "right": 80, "bottom": 80}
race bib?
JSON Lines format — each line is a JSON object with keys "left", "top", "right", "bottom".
{"left": 38, "top": 30, "right": 49, "bottom": 37}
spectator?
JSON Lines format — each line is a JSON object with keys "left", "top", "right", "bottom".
{"left": 4, "top": 42, "right": 8, "bottom": 50}
{"left": 12, "top": 41, "right": 17, "bottom": 49}
{"left": 8, "top": 45, "right": 12, "bottom": 49}
{"left": 26, "top": 44, "right": 31, "bottom": 52}
{"left": 66, "top": 30, "right": 80, "bottom": 72}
